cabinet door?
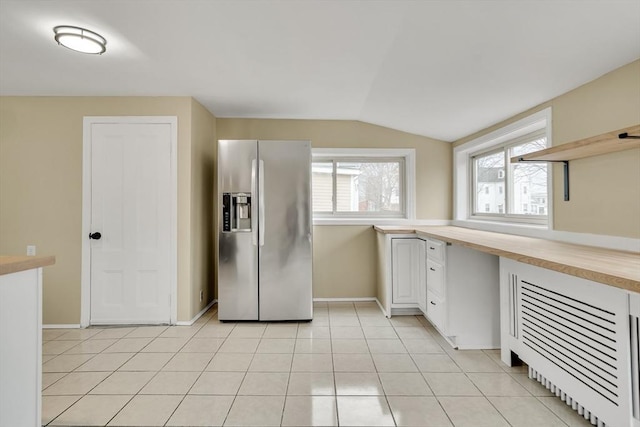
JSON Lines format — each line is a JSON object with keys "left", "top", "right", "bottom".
{"left": 416, "top": 240, "right": 427, "bottom": 314}
{"left": 391, "top": 238, "right": 424, "bottom": 305}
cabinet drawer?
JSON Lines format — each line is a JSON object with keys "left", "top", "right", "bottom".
{"left": 426, "top": 239, "right": 444, "bottom": 262}
{"left": 427, "top": 259, "right": 445, "bottom": 296}
{"left": 426, "top": 290, "right": 445, "bottom": 332}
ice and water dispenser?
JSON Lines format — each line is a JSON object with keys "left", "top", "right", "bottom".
{"left": 222, "top": 192, "right": 252, "bottom": 232}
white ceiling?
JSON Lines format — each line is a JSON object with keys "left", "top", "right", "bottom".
{"left": 1, "top": 1, "right": 639, "bottom": 142}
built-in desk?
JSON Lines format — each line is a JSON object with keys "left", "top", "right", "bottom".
{"left": 0, "top": 255, "right": 55, "bottom": 427}
{"left": 375, "top": 225, "right": 640, "bottom": 426}
{"left": 374, "top": 225, "right": 640, "bottom": 291}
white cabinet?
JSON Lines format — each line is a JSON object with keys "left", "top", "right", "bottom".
{"left": 0, "top": 267, "right": 43, "bottom": 427}
{"left": 425, "top": 238, "right": 500, "bottom": 349}
{"left": 376, "top": 233, "right": 426, "bottom": 317}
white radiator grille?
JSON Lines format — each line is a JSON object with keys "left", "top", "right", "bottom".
{"left": 528, "top": 367, "right": 607, "bottom": 427}
{"left": 508, "top": 273, "right": 518, "bottom": 338}
{"left": 631, "top": 312, "right": 640, "bottom": 422}
{"left": 520, "top": 280, "right": 620, "bottom": 406}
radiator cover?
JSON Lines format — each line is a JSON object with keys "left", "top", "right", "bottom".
{"left": 500, "top": 258, "right": 636, "bottom": 427}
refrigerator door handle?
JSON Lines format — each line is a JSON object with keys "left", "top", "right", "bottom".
{"left": 251, "top": 159, "right": 258, "bottom": 246}
{"left": 259, "top": 159, "right": 265, "bottom": 246}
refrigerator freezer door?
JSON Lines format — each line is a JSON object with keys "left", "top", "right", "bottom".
{"left": 258, "top": 140, "right": 313, "bottom": 320}
{"left": 218, "top": 140, "right": 259, "bottom": 320}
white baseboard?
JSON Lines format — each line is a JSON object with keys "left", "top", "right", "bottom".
{"left": 389, "top": 307, "right": 423, "bottom": 316}
{"left": 43, "top": 324, "right": 81, "bottom": 329}
{"left": 175, "top": 299, "right": 217, "bottom": 326}
{"left": 375, "top": 298, "right": 388, "bottom": 318}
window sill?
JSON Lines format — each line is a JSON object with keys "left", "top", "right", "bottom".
{"left": 452, "top": 219, "right": 549, "bottom": 235}
{"left": 314, "top": 218, "right": 407, "bottom": 226}
{"left": 313, "top": 218, "right": 449, "bottom": 226}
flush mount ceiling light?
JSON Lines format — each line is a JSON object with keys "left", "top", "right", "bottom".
{"left": 53, "top": 25, "right": 106, "bottom": 54}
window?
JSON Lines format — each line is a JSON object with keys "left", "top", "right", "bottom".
{"left": 453, "top": 107, "right": 551, "bottom": 227}
{"left": 471, "top": 129, "right": 548, "bottom": 223}
{"left": 312, "top": 149, "right": 415, "bottom": 220}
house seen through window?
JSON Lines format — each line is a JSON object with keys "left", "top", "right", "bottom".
{"left": 472, "top": 129, "right": 548, "bottom": 222}
{"left": 312, "top": 149, "right": 414, "bottom": 219}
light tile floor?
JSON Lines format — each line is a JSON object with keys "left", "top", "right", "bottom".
{"left": 41, "top": 301, "right": 593, "bottom": 426}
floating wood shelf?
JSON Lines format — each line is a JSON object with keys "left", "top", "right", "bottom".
{"left": 510, "top": 124, "right": 640, "bottom": 202}
{"left": 510, "top": 124, "right": 640, "bottom": 163}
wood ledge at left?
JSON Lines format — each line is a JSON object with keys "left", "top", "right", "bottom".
{"left": 0, "top": 256, "right": 56, "bottom": 276}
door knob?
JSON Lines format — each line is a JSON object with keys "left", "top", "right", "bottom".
{"left": 89, "top": 232, "right": 102, "bottom": 240}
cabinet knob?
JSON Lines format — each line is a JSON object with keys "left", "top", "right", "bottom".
{"left": 430, "top": 301, "right": 436, "bottom": 305}
{"left": 429, "top": 267, "right": 436, "bottom": 271}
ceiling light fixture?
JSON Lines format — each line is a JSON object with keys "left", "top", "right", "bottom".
{"left": 53, "top": 25, "right": 106, "bottom": 55}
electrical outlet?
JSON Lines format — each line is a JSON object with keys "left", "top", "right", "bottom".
{"left": 200, "top": 290, "right": 204, "bottom": 302}
{"left": 27, "top": 245, "right": 36, "bottom": 256}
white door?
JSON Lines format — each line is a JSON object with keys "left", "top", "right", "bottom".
{"left": 89, "top": 123, "right": 172, "bottom": 324}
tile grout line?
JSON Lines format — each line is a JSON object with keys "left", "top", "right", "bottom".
{"left": 48, "top": 312, "right": 215, "bottom": 426}
{"left": 361, "top": 305, "right": 397, "bottom": 427}
{"left": 88, "top": 326, "right": 176, "bottom": 426}
{"left": 42, "top": 303, "right": 574, "bottom": 427}
{"left": 278, "top": 322, "right": 299, "bottom": 426}
{"left": 328, "top": 302, "right": 340, "bottom": 427}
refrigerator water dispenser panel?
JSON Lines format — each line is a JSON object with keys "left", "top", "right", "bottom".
{"left": 222, "top": 192, "right": 252, "bottom": 232}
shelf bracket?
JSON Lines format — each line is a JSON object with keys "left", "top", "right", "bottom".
{"left": 517, "top": 159, "right": 570, "bottom": 201}
{"left": 619, "top": 132, "right": 640, "bottom": 139}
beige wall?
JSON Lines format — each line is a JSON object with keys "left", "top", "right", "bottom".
{"left": 454, "top": 60, "right": 640, "bottom": 238}
{"left": 189, "top": 99, "right": 217, "bottom": 317}
{"left": 0, "top": 96, "right": 216, "bottom": 324}
{"left": 218, "top": 119, "right": 452, "bottom": 219}
{"left": 217, "top": 119, "right": 451, "bottom": 298}
{"left": 6, "top": 61, "right": 631, "bottom": 320}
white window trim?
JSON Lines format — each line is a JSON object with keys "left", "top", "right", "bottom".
{"left": 312, "top": 148, "right": 416, "bottom": 225}
{"left": 453, "top": 107, "right": 553, "bottom": 230}
{"left": 469, "top": 128, "right": 548, "bottom": 225}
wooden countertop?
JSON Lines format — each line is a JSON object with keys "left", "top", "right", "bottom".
{"left": 0, "top": 256, "right": 56, "bottom": 276}
{"left": 375, "top": 225, "right": 640, "bottom": 293}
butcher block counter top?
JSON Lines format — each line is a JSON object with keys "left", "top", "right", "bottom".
{"left": 375, "top": 225, "right": 640, "bottom": 292}
{"left": 0, "top": 255, "right": 55, "bottom": 276}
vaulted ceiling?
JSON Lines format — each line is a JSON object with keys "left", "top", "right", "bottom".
{"left": 1, "top": 0, "right": 638, "bottom": 141}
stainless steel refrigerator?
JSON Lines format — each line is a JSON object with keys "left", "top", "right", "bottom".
{"left": 217, "top": 140, "right": 313, "bottom": 321}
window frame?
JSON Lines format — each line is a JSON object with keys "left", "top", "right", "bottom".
{"left": 312, "top": 148, "right": 416, "bottom": 223}
{"left": 453, "top": 107, "right": 553, "bottom": 229}
{"left": 469, "top": 129, "right": 549, "bottom": 225}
